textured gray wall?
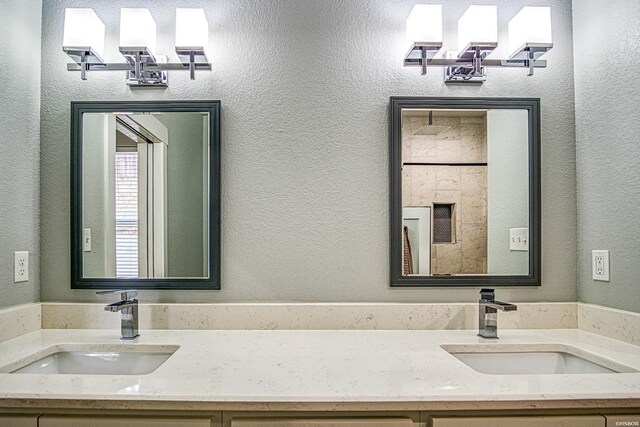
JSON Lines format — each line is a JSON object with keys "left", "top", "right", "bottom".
{"left": 573, "top": 1, "right": 640, "bottom": 313}
{"left": 0, "top": 0, "right": 42, "bottom": 308}
{"left": 157, "top": 113, "right": 206, "bottom": 278}
{"left": 40, "top": 0, "right": 577, "bottom": 304}
{"left": 81, "top": 114, "right": 111, "bottom": 278}
{"left": 487, "top": 110, "right": 529, "bottom": 275}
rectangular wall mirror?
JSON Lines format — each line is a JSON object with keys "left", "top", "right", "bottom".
{"left": 390, "top": 97, "right": 540, "bottom": 287}
{"left": 71, "top": 101, "right": 220, "bottom": 290}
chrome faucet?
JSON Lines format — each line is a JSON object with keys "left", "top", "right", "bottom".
{"left": 478, "top": 288, "right": 517, "bottom": 339}
{"left": 98, "top": 290, "right": 139, "bottom": 340}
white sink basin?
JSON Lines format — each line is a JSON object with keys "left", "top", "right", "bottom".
{"left": 1, "top": 344, "right": 179, "bottom": 375}
{"left": 442, "top": 344, "right": 637, "bottom": 375}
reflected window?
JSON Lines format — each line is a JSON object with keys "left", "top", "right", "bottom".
{"left": 71, "top": 100, "right": 221, "bottom": 290}
{"left": 115, "top": 150, "right": 139, "bottom": 278}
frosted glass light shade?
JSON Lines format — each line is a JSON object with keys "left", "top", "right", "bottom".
{"left": 457, "top": 5, "right": 497, "bottom": 52}
{"left": 175, "top": 8, "right": 209, "bottom": 52}
{"left": 508, "top": 7, "right": 552, "bottom": 56}
{"left": 406, "top": 4, "right": 442, "bottom": 47}
{"left": 120, "top": 8, "right": 157, "bottom": 55}
{"left": 63, "top": 8, "right": 105, "bottom": 59}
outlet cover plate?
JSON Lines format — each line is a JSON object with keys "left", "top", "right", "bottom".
{"left": 14, "top": 251, "right": 29, "bottom": 283}
{"left": 592, "top": 250, "right": 610, "bottom": 282}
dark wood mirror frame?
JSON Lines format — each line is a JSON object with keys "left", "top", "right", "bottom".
{"left": 389, "top": 97, "right": 541, "bottom": 287}
{"left": 70, "top": 101, "right": 221, "bottom": 290}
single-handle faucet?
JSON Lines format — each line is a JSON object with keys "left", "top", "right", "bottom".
{"left": 98, "top": 290, "right": 139, "bottom": 340}
{"left": 478, "top": 288, "right": 517, "bottom": 339}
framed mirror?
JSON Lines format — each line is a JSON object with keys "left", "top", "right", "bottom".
{"left": 70, "top": 101, "right": 220, "bottom": 290}
{"left": 390, "top": 97, "right": 540, "bottom": 287}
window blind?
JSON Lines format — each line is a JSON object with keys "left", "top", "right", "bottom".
{"left": 115, "top": 151, "right": 139, "bottom": 278}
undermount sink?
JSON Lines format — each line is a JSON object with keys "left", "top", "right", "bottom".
{"left": 442, "top": 344, "right": 637, "bottom": 375}
{"left": 1, "top": 344, "right": 179, "bottom": 375}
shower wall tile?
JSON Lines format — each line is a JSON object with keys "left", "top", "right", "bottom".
{"left": 432, "top": 243, "right": 462, "bottom": 274}
{"left": 461, "top": 224, "right": 487, "bottom": 259}
{"left": 402, "top": 136, "right": 413, "bottom": 163}
{"left": 434, "top": 117, "right": 461, "bottom": 141}
{"left": 409, "top": 166, "right": 436, "bottom": 206}
{"left": 436, "top": 167, "right": 461, "bottom": 191}
{"left": 462, "top": 257, "right": 484, "bottom": 273}
{"left": 436, "top": 138, "right": 462, "bottom": 163}
{"left": 411, "top": 138, "right": 437, "bottom": 162}
{"left": 434, "top": 190, "right": 461, "bottom": 205}
{"left": 402, "top": 114, "right": 488, "bottom": 275}
{"left": 402, "top": 168, "right": 411, "bottom": 207}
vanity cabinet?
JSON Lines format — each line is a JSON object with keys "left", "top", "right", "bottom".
{"left": 431, "top": 415, "right": 605, "bottom": 427}
{"left": 604, "top": 414, "right": 640, "bottom": 427}
{"left": 230, "top": 418, "right": 416, "bottom": 427}
{"left": 0, "top": 415, "right": 38, "bottom": 427}
{"left": 3, "top": 411, "right": 640, "bottom": 427}
{"left": 39, "top": 415, "right": 215, "bottom": 427}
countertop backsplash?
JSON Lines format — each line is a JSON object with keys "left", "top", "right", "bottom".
{"left": 1, "top": 302, "right": 638, "bottom": 345}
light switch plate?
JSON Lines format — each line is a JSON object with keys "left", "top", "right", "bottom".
{"left": 83, "top": 228, "right": 92, "bottom": 252}
{"left": 509, "top": 228, "right": 529, "bottom": 251}
{"left": 14, "top": 251, "right": 29, "bottom": 283}
{"left": 592, "top": 250, "right": 610, "bottom": 281}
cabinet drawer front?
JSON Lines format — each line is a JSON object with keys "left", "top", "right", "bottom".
{"left": 0, "top": 415, "right": 39, "bottom": 427}
{"left": 231, "top": 418, "right": 415, "bottom": 427}
{"left": 39, "top": 415, "right": 212, "bottom": 427}
{"left": 605, "top": 415, "right": 640, "bottom": 427}
{"left": 432, "top": 415, "right": 605, "bottom": 427}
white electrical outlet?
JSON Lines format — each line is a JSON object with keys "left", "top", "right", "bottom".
{"left": 509, "top": 228, "right": 529, "bottom": 251}
{"left": 14, "top": 251, "right": 29, "bottom": 283}
{"left": 592, "top": 250, "right": 610, "bottom": 281}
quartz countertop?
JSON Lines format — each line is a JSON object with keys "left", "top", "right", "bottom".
{"left": 0, "top": 329, "right": 639, "bottom": 411}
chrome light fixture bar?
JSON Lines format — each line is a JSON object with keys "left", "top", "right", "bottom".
{"left": 446, "top": 6, "right": 497, "bottom": 83}
{"left": 63, "top": 8, "right": 212, "bottom": 87}
{"left": 404, "top": 5, "right": 553, "bottom": 84}
{"left": 119, "top": 8, "right": 167, "bottom": 87}
{"left": 444, "top": 41, "right": 497, "bottom": 83}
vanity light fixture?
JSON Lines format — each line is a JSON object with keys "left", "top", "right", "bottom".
{"left": 62, "top": 8, "right": 106, "bottom": 80}
{"left": 175, "top": 8, "right": 210, "bottom": 80}
{"left": 508, "top": 7, "right": 553, "bottom": 76}
{"left": 63, "top": 8, "right": 212, "bottom": 87}
{"left": 447, "top": 5, "right": 498, "bottom": 83}
{"left": 405, "top": 4, "right": 443, "bottom": 75}
{"left": 404, "top": 5, "right": 553, "bottom": 84}
{"left": 119, "top": 8, "right": 166, "bottom": 87}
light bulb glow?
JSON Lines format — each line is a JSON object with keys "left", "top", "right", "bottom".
{"left": 457, "top": 5, "right": 497, "bottom": 53}
{"left": 63, "top": 8, "right": 105, "bottom": 59}
{"left": 508, "top": 7, "right": 552, "bottom": 56}
{"left": 175, "top": 8, "right": 209, "bottom": 52}
{"left": 406, "top": 4, "right": 443, "bottom": 48}
{"left": 120, "top": 8, "right": 157, "bottom": 55}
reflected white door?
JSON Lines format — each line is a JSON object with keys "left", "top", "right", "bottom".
{"left": 402, "top": 207, "right": 431, "bottom": 275}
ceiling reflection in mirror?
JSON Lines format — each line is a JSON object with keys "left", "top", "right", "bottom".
{"left": 81, "top": 111, "right": 210, "bottom": 280}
